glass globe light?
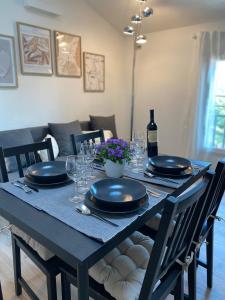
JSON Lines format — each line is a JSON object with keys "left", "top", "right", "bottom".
{"left": 143, "top": 7, "right": 153, "bottom": 17}
{"left": 131, "top": 15, "right": 142, "bottom": 24}
{"left": 123, "top": 26, "right": 134, "bottom": 35}
{"left": 136, "top": 34, "right": 147, "bottom": 45}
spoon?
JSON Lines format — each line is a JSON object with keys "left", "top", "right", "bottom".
{"left": 76, "top": 204, "right": 119, "bottom": 227}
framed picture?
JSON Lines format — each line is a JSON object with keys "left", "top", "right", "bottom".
{"left": 17, "top": 22, "right": 53, "bottom": 75}
{"left": 0, "top": 34, "right": 17, "bottom": 88}
{"left": 54, "top": 31, "right": 81, "bottom": 77}
{"left": 83, "top": 52, "right": 105, "bottom": 92}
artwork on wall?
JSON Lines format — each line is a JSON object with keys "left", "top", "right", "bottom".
{"left": 83, "top": 52, "right": 105, "bottom": 92}
{"left": 0, "top": 34, "right": 17, "bottom": 88}
{"left": 54, "top": 31, "right": 81, "bottom": 77}
{"left": 17, "top": 22, "right": 53, "bottom": 75}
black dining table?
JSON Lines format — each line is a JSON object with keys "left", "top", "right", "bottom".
{"left": 0, "top": 160, "right": 211, "bottom": 300}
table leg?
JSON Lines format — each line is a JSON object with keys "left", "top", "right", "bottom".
{"left": 77, "top": 263, "right": 89, "bottom": 300}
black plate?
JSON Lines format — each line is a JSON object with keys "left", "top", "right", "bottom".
{"left": 147, "top": 165, "right": 193, "bottom": 178}
{"left": 149, "top": 155, "right": 191, "bottom": 174}
{"left": 85, "top": 191, "right": 148, "bottom": 215}
{"left": 24, "top": 176, "right": 72, "bottom": 187}
{"left": 26, "top": 161, "right": 67, "bottom": 184}
{"left": 90, "top": 178, "right": 146, "bottom": 209}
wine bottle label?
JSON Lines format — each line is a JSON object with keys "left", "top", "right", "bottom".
{"left": 148, "top": 130, "right": 157, "bottom": 143}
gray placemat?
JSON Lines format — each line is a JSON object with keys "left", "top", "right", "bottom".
{"left": 0, "top": 177, "right": 167, "bottom": 242}
{"left": 94, "top": 162, "right": 205, "bottom": 189}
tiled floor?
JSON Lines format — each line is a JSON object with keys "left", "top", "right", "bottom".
{"left": 0, "top": 195, "right": 224, "bottom": 300}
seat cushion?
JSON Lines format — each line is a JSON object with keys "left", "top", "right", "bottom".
{"left": 90, "top": 115, "right": 118, "bottom": 138}
{"left": 89, "top": 231, "right": 154, "bottom": 300}
{"left": 0, "top": 129, "right": 34, "bottom": 172}
{"left": 146, "top": 213, "right": 176, "bottom": 236}
{"left": 49, "top": 121, "right": 82, "bottom": 156}
{"left": 11, "top": 226, "right": 54, "bottom": 261}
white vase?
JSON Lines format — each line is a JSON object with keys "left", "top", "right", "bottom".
{"left": 104, "top": 159, "right": 125, "bottom": 178}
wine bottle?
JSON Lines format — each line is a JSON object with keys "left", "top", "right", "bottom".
{"left": 147, "top": 109, "right": 158, "bottom": 157}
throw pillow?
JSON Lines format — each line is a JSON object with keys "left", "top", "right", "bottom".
{"left": 89, "top": 115, "right": 118, "bottom": 138}
{"left": 38, "top": 134, "right": 59, "bottom": 162}
{"left": 48, "top": 120, "right": 82, "bottom": 156}
{"left": 0, "top": 129, "right": 34, "bottom": 172}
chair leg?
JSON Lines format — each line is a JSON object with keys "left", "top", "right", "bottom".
{"left": 11, "top": 235, "right": 22, "bottom": 296}
{"left": 46, "top": 274, "right": 57, "bottom": 300}
{"left": 188, "top": 252, "right": 197, "bottom": 300}
{"left": 206, "top": 227, "right": 214, "bottom": 288}
{"left": 61, "top": 272, "right": 71, "bottom": 300}
{"left": 174, "top": 272, "right": 184, "bottom": 300}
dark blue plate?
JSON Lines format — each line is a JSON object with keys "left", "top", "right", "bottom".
{"left": 26, "top": 161, "right": 67, "bottom": 184}
{"left": 149, "top": 155, "right": 191, "bottom": 174}
{"left": 90, "top": 178, "right": 146, "bottom": 209}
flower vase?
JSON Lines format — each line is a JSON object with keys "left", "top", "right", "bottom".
{"left": 104, "top": 159, "right": 125, "bottom": 178}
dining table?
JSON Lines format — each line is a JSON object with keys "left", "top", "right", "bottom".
{"left": 0, "top": 159, "right": 211, "bottom": 300}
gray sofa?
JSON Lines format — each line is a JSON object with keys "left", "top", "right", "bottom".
{"left": 1, "top": 121, "right": 91, "bottom": 144}
{"left": 0, "top": 121, "right": 91, "bottom": 181}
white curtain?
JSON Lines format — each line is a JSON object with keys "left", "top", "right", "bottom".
{"left": 185, "top": 31, "right": 225, "bottom": 163}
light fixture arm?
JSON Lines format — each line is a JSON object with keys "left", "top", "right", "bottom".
{"left": 130, "top": 34, "right": 138, "bottom": 140}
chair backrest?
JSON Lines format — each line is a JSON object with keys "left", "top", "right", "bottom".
{"left": 0, "top": 138, "right": 54, "bottom": 182}
{"left": 193, "top": 158, "right": 225, "bottom": 243}
{"left": 138, "top": 176, "right": 210, "bottom": 299}
{"left": 71, "top": 130, "right": 105, "bottom": 155}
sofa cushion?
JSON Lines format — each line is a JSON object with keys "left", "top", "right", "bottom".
{"left": 89, "top": 231, "right": 154, "bottom": 300}
{"left": 11, "top": 226, "right": 54, "bottom": 261}
{"left": 48, "top": 121, "right": 82, "bottom": 156}
{"left": 38, "top": 134, "right": 59, "bottom": 162}
{"left": 29, "top": 126, "right": 50, "bottom": 142}
{"left": 90, "top": 115, "right": 118, "bottom": 138}
{"left": 0, "top": 129, "right": 34, "bottom": 172}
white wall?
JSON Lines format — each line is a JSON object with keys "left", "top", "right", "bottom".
{"left": 0, "top": 0, "right": 130, "bottom": 138}
{"left": 134, "top": 20, "right": 225, "bottom": 159}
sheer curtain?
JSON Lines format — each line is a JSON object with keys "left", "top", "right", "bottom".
{"left": 185, "top": 31, "right": 225, "bottom": 162}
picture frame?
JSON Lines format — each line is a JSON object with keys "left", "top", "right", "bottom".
{"left": 54, "top": 31, "right": 81, "bottom": 77}
{"left": 83, "top": 52, "right": 105, "bottom": 92}
{"left": 0, "top": 34, "right": 18, "bottom": 88}
{"left": 17, "top": 22, "right": 53, "bottom": 76}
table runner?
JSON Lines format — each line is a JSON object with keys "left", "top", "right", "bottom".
{"left": 0, "top": 173, "right": 167, "bottom": 242}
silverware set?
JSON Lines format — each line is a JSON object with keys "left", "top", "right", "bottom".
{"left": 76, "top": 204, "right": 119, "bottom": 227}
{"left": 11, "top": 180, "right": 39, "bottom": 193}
{"left": 144, "top": 170, "right": 179, "bottom": 185}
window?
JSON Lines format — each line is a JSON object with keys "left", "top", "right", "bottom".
{"left": 205, "top": 61, "right": 225, "bottom": 150}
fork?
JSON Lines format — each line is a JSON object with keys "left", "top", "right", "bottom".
{"left": 11, "top": 182, "right": 32, "bottom": 194}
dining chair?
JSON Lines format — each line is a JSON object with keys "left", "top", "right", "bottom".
{"left": 0, "top": 139, "right": 59, "bottom": 300}
{"left": 187, "top": 158, "right": 225, "bottom": 300}
{"left": 59, "top": 178, "right": 209, "bottom": 300}
{"left": 71, "top": 129, "right": 105, "bottom": 155}
{"left": 0, "top": 281, "right": 3, "bottom": 300}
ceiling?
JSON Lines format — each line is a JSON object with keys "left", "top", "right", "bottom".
{"left": 84, "top": 0, "right": 225, "bottom": 33}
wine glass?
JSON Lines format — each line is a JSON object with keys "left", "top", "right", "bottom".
{"left": 66, "top": 155, "right": 83, "bottom": 203}
{"left": 85, "top": 142, "right": 97, "bottom": 179}
{"left": 132, "top": 139, "right": 146, "bottom": 173}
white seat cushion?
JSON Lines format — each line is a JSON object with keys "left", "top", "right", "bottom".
{"left": 146, "top": 213, "right": 175, "bottom": 236}
{"left": 89, "top": 231, "right": 154, "bottom": 300}
{"left": 11, "top": 226, "right": 54, "bottom": 261}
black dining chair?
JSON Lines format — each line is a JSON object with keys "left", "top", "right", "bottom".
{"left": 0, "top": 281, "right": 3, "bottom": 300}
{"left": 0, "top": 139, "right": 59, "bottom": 300}
{"left": 59, "top": 178, "right": 209, "bottom": 300}
{"left": 187, "top": 158, "right": 225, "bottom": 300}
{"left": 71, "top": 129, "right": 105, "bottom": 155}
